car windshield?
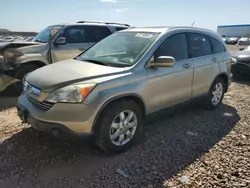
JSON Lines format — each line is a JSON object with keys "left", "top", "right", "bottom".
{"left": 79, "top": 32, "right": 160, "bottom": 67}
{"left": 32, "top": 25, "right": 62, "bottom": 43}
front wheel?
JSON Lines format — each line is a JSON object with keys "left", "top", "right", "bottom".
{"left": 95, "top": 100, "right": 144, "bottom": 154}
{"left": 204, "top": 78, "right": 225, "bottom": 110}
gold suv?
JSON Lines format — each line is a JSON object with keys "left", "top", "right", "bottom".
{"left": 17, "top": 26, "right": 232, "bottom": 153}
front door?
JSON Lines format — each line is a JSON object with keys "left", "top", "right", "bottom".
{"left": 145, "top": 33, "right": 194, "bottom": 113}
{"left": 51, "top": 26, "right": 92, "bottom": 62}
{"left": 51, "top": 25, "right": 113, "bottom": 63}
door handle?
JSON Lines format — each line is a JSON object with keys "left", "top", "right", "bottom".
{"left": 182, "top": 63, "right": 191, "bottom": 68}
{"left": 211, "top": 57, "right": 217, "bottom": 62}
{"left": 78, "top": 48, "right": 85, "bottom": 51}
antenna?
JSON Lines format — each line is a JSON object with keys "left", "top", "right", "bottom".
{"left": 191, "top": 22, "right": 195, "bottom": 27}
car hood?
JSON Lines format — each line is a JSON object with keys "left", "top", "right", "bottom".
{"left": 0, "top": 41, "right": 41, "bottom": 52}
{"left": 232, "top": 50, "right": 250, "bottom": 62}
{"left": 26, "top": 59, "right": 126, "bottom": 91}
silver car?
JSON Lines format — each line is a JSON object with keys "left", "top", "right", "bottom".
{"left": 17, "top": 26, "right": 232, "bottom": 154}
{"left": 0, "top": 21, "right": 131, "bottom": 93}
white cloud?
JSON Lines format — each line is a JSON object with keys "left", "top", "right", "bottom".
{"left": 113, "top": 8, "right": 128, "bottom": 13}
{"left": 100, "top": 0, "right": 118, "bottom": 3}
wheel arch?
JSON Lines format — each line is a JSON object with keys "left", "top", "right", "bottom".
{"left": 92, "top": 94, "right": 146, "bottom": 133}
{"left": 16, "top": 61, "right": 46, "bottom": 69}
{"left": 211, "top": 73, "right": 229, "bottom": 93}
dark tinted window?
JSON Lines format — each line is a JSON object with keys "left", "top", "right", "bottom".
{"left": 62, "top": 26, "right": 87, "bottom": 43}
{"left": 115, "top": 27, "right": 128, "bottom": 31}
{"left": 87, "top": 26, "right": 112, "bottom": 42}
{"left": 209, "top": 37, "right": 226, "bottom": 54}
{"left": 154, "top": 33, "right": 188, "bottom": 61}
{"left": 188, "top": 33, "right": 212, "bottom": 58}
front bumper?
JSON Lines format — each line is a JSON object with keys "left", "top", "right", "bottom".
{"left": 231, "top": 63, "right": 250, "bottom": 77}
{"left": 17, "top": 93, "right": 98, "bottom": 135}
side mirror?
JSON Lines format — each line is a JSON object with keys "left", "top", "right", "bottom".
{"left": 148, "top": 56, "right": 175, "bottom": 68}
{"left": 239, "top": 48, "right": 245, "bottom": 51}
{"left": 55, "top": 37, "right": 66, "bottom": 45}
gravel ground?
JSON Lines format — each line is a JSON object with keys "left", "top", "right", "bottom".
{"left": 0, "top": 45, "right": 249, "bottom": 188}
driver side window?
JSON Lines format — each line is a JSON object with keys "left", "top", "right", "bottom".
{"left": 154, "top": 33, "right": 189, "bottom": 61}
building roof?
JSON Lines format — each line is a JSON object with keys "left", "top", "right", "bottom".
{"left": 218, "top": 24, "right": 250, "bottom": 28}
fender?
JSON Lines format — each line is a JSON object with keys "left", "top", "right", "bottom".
{"left": 91, "top": 93, "right": 146, "bottom": 132}
{"left": 15, "top": 53, "right": 49, "bottom": 65}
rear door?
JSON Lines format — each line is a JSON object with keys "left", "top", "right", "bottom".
{"left": 187, "top": 32, "right": 220, "bottom": 97}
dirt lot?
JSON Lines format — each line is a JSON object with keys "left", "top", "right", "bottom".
{"left": 0, "top": 45, "right": 249, "bottom": 188}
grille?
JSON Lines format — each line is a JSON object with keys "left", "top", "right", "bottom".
{"left": 26, "top": 95, "right": 54, "bottom": 111}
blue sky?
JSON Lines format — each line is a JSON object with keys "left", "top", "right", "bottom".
{"left": 1, "top": 0, "right": 250, "bottom": 32}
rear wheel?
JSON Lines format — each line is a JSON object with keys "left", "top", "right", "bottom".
{"left": 204, "top": 77, "right": 225, "bottom": 110}
{"left": 14, "top": 65, "right": 41, "bottom": 94}
{"left": 95, "top": 100, "right": 144, "bottom": 154}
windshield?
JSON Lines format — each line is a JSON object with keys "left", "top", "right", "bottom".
{"left": 32, "top": 25, "right": 62, "bottom": 43}
{"left": 79, "top": 32, "right": 159, "bottom": 67}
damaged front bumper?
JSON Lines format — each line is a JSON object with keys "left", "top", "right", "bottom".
{"left": 0, "top": 53, "right": 22, "bottom": 92}
{"left": 0, "top": 71, "right": 19, "bottom": 92}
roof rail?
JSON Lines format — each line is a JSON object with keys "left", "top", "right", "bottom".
{"left": 76, "top": 20, "right": 131, "bottom": 27}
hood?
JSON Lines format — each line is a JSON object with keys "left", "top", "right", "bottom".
{"left": 26, "top": 59, "right": 126, "bottom": 91}
{"left": 0, "top": 41, "right": 40, "bottom": 52}
{"left": 232, "top": 50, "right": 250, "bottom": 62}
{"left": 16, "top": 43, "right": 48, "bottom": 54}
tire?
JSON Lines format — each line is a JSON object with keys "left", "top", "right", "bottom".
{"left": 95, "top": 100, "right": 144, "bottom": 154}
{"left": 14, "top": 65, "right": 41, "bottom": 93}
{"left": 204, "top": 77, "right": 225, "bottom": 110}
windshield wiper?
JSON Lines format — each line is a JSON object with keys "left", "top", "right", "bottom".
{"left": 82, "top": 59, "right": 110, "bottom": 67}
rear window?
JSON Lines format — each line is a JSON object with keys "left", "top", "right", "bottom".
{"left": 87, "top": 26, "right": 112, "bottom": 43}
{"left": 209, "top": 37, "right": 226, "bottom": 54}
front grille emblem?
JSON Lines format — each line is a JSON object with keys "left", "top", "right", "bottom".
{"left": 25, "top": 84, "right": 41, "bottom": 97}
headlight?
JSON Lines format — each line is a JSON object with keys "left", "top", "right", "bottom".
{"left": 232, "top": 57, "right": 237, "bottom": 64}
{"left": 44, "top": 83, "right": 96, "bottom": 103}
{"left": 4, "top": 51, "right": 22, "bottom": 61}
{"left": 23, "top": 73, "right": 30, "bottom": 85}
{"left": 23, "top": 81, "right": 29, "bottom": 91}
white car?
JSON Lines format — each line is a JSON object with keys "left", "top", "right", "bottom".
{"left": 238, "top": 37, "right": 250, "bottom": 45}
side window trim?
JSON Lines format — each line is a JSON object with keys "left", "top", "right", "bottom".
{"left": 208, "top": 36, "right": 214, "bottom": 54}
{"left": 186, "top": 32, "right": 192, "bottom": 59}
